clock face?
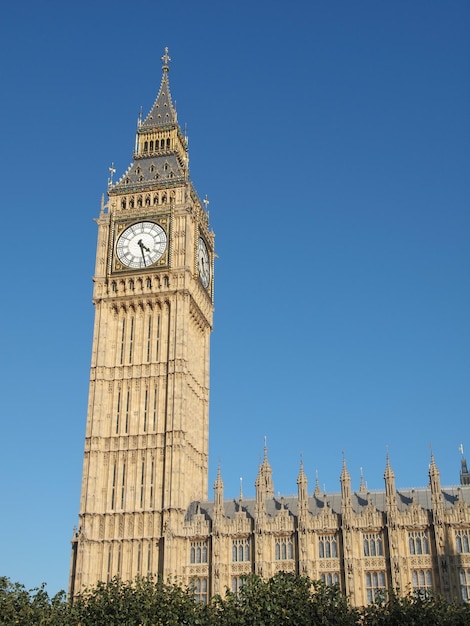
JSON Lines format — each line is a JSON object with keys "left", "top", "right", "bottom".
{"left": 116, "top": 221, "right": 167, "bottom": 269}
{"left": 197, "top": 237, "right": 210, "bottom": 288}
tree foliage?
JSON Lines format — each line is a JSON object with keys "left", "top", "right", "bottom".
{"left": 2, "top": 572, "right": 470, "bottom": 625}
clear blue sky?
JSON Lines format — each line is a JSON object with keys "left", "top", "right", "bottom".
{"left": 0, "top": 0, "right": 469, "bottom": 596}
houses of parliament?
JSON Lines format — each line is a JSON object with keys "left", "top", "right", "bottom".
{"left": 69, "top": 49, "right": 470, "bottom": 607}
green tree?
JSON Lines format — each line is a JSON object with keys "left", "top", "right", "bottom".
{"left": 0, "top": 576, "right": 69, "bottom": 625}
{"left": 359, "top": 590, "right": 470, "bottom": 626}
{"left": 71, "top": 576, "right": 205, "bottom": 626}
{"left": 211, "top": 572, "right": 358, "bottom": 626}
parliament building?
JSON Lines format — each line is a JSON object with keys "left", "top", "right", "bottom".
{"left": 69, "top": 50, "right": 470, "bottom": 606}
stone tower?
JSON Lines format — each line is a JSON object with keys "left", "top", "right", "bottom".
{"left": 69, "top": 48, "right": 214, "bottom": 595}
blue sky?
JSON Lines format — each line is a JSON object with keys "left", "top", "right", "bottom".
{"left": 0, "top": 0, "right": 469, "bottom": 596}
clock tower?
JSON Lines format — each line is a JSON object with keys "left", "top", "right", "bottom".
{"left": 69, "top": 49, "right": 214, "bottom": 595}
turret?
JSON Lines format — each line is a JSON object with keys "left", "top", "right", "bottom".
{"left": 340, "top": 456, "right": 352, "bottom": 518}
{"left": 213, "top": 465, "right": 224, "bottom": 519}
{"left": 460, "top": 444, "right": 470, "bottom": 485}
{"left": 384, "top": 454, "right": 398, "bottom": 518}
{"left": 297, "top": 459, "right": 309, "bottom": 520}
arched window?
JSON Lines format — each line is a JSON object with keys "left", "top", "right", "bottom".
{"left": 166, "top": 138, "right": 170, "bottom": 149}
{"left": 149, "top": 140, "right": 154, "bottom": 151}
{"left": 275, "top": 537, "right": 293, "bottom": 561}
{"left": 409, "top": 531, "right": 430, "bottom": 556}
{"left": 121, "top": 198, "right": 127, "bottom": 209}
{"left": 143, "top": 141, "right": 148, "bottom": 152}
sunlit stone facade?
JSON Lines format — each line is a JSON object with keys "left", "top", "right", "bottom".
{"left": 70, "top": 50, "right": 470, "bottom": 606}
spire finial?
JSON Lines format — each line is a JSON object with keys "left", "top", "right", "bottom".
{"left": 108, "top": 162, "right": 116, "bottom": 186}
{"left": 459, "top": 443, "right": 465, "bottom": 457}
{"left": 359, "top": 466, "right": 367, "bottom": 492}
{"left": 203, "top": 195, "right": 210, "bottom": 215}
{"left": 239, "top": 476, "right": 243, "bottom": 501}
{"left": 162, "top": 46, "right": 171, "bottom": 72}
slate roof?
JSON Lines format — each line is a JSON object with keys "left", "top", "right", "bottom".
{"left": 186, "top": 485, "right": 470, "bottom": 523}
{"left": 110, "top": 48, "right": 185, "bottom": 193}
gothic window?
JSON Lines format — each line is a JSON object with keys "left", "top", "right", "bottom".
{"left": 115, "top": 391, "right": 121, "bottom": 434}
{"left": 137, "top": 543, "right": 142, "bottom": 575}
{"left": 129, "top": 316, "right": 134, "bottom": 363}
{"left": 149, "top": 140, "right": 154, "bottom": 151}
{"left": 121, "top": 198, "right": 126, "bottom": 209}
{"left": 160, "top": 139, "right": 165, "bottom": 149}
{"left": 145, "top": 195, "right": 150, "bottom": 206}
{"left": 139, "top": 461, "right": 145, "bottom": 507}
{"left": 119, "top": 319, "right": 126, "bottom": 365}
{"left": 456, "top": 530, "right": 470, "bottom": 553}
{"left": 166, "top": 138, "right": 170, "bottom": 149}
{"left": 363, "top": 533, "right": 383, "bottom": 557}
{"left": 149, "top": 460, "right": 154, "bottom": 508}
{"left": 412, "top": 570, "right": 433, "bottom": 596}
{"left": 146, "top": 318, "right": 152, "bottom": 362}
{"left": 459, "top": 568, "right": 470, "bottom": 602}
{"left": 232, "top": 539, "right": 250, "bottom": 562}
{"left": 111, "top": 462, "right": 117, "bottom": 509}
{"left": 143, "top": 141, "right": 148, "bottom": 152}
{"left": 111, "top": 281, "right": 117, "bottom": 293}
{"left": 275, "top": 536, "right": 294, "bottom": 561}
{"left": 106, "top": 545, "right": 113, "bottom": 582}
{"left": 190, "top": 541, "right": 208, "bottom": 564}
{"left": 143, "top": 388, "right": 148, "bottom": 432}
{"left": 120, "top": 463, "right": 126, "bottom": 508}
{"left": 124, "top": 391, "right": 130, "bottom": 434}
{"left": 129, "top": 197, "right": 134, "bottom": 208}
{"left": 137, "top": 196, "right": 143, "bottom": 207}
{"left": 155, "top": 314, "right": 161, "bottom": 360}
{"left": 232, "top": 576, "right": 245, "bottom": 594}
{"left": 162, "top": 192, "right": 167, "bottom": 203}
{"left": 320, "top": 572, "right": 340, "bottom": 587}
{"left": 365, "top": 571, "right": 386, "bottom": 604}
{"left": 152, "top": 387, "right": 157, "bottom": 431}
{"left": 153, "top": 194, "right": 158, "bottom": 205}
{"left": 193, "top": 577, "right": 208, "bottom": 604}
{"left": 146, "top": 277, "right": 152, "bottom": 289}
{"left": 319, "top": 535, "right": 338, "bottom": 558}
{"left": 408, "top": 531, "right": 430, "bottom": 555}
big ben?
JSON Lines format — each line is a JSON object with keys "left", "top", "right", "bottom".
{"left": 69, "top": 48, "right": 214, "bottom": 595}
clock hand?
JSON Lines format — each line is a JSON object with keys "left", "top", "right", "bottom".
{"left": 137, "top": 239, "right": 150, "bottom": 267}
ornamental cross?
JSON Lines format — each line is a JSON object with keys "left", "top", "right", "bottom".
{"left": 162, "top": 47, "right": 171, "bottom": 68}
{"left": 108, "top": 162, "right": 116, "bottom": 184}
